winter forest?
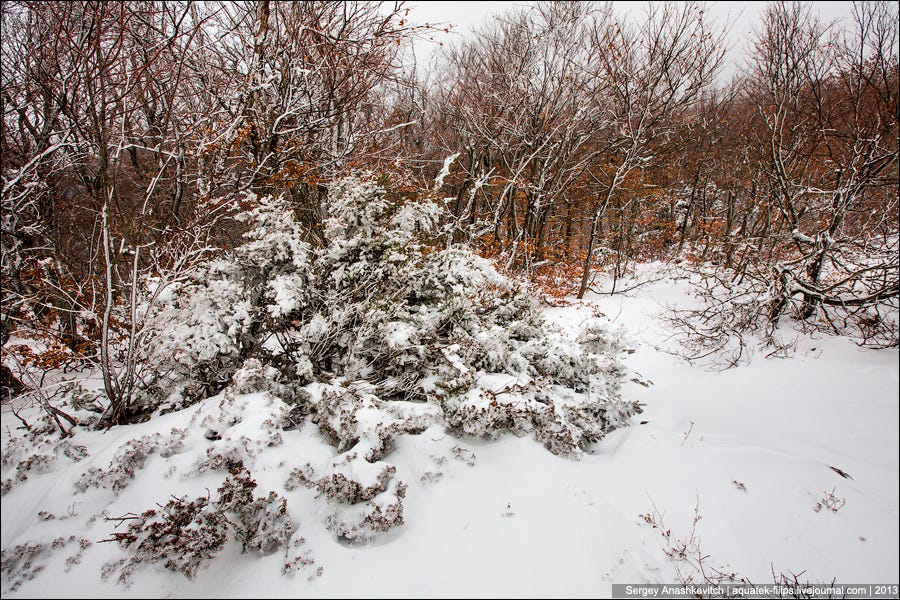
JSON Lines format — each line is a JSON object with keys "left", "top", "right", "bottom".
{"left": 1, "top": 0, "right": 897, "bottom": 597}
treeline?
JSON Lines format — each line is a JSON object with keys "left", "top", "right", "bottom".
{"left": 1, "top": 1, "right": 898, "bottom": 383}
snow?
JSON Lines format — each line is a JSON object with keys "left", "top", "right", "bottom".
{"left": 434, "top": 152, "right": 461, "bottom": 191}
{"left": 2, "top": 264, "right": 897, "bottom": 597}
{"left": 267, "top": 274, "right": 307, "bottom": 318}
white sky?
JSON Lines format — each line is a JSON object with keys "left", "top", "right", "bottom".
{"left": 405, "top": 1, "right": 856, "bottom": 78}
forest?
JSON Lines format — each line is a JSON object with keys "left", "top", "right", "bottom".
{"left": 1, "top": 1, "right": 898, "bottom": 596}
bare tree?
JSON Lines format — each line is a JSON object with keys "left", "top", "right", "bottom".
{"left": 2, "top": 1, "right": 222, "bottom": 422}
{"left": 576, "top": 1, "right": 725, "bottom": 298}
{"left": 189, "top": 1, "right": 425, "bottom": 234}
{"left": 668, "top": 1, "right": 898, "bottom": 364}
{"left": 433, "top": 2, "right": 606, "bottom": 273}
{"left": 751, "top": 0, "right": 898, "bottom": 344}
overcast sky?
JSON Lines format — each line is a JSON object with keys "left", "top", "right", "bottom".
{"left": 405, "top": 1, "right": 856, "bottom": 79}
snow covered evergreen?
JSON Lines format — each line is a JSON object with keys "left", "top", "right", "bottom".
{"left": 145, "top": 176, "right": 638, "bottom": 454}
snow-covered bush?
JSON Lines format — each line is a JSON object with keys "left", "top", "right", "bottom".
{"left": 144, "top": 176, "right": 638, "bottom": 457}
{"left": 288, "top": 449, "right": 408, "bottom": 544}
{"left": 1, "top": 536, "right": 91, "bottom": 592}
{"left": 149, "top": 261, "right": 254, "bottom": 403}
{"left": 1, "top": 176, "right": 642, "bottom": 588}
{"left": 104, "top": 467, "right": 294, "bottom": 582}
{"left": 74, "top": 429, "right": 186, "bottom": 494}
{"left": 145, "top": 194, "right": 312, "bottom": 407}
{"left": 307, "top": 381, "right": 440, "bottom": 460}
{"left": 127, "top": 175, "right": 639, "bottom": 552}
{"left": 2, "top": 434, "right": 88, "bottom": 496}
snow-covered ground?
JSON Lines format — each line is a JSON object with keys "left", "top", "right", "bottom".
{"left": 2, "top": 267, "right": 898, "bottom": 597}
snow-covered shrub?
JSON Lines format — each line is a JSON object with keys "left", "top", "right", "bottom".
{"left": 215, "top": 467, "right": 295, "bottom": 555}
{"left": 104, "top": 467, "right": 294, "bottom": 582}
{"left": 308, "top": 381, "right": 440, "bottom": 461}
{"left": 324, "top": 477, "right": 407, "bottom": 544}
{"left": 1, "top": 536, "right": 91, "bottom": 593}
{"left": 105, "top": 494, "right": 229, "bottom": 582}
{"left": 189, "top": 367, "right": 291, "bottom": 473}
{"left": 281, "top": 537, "right": 322, "bottom": 578}
{"left": 145, "top": 194, "right": 312, "bottom": 406}
{"left": 289, "top": 449, "right": 408, "bottom": 544}
{"left": 1, "top": 175, "right": 643, "bottom": 588}
{"left": 145, "top": 176, "right": 638, "bottom": 458}
{"left": 2, "top": 435, "right": 89, "bottom": 496}
{"left": 74, "top": 428, "right": 186, "bottom": 494}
